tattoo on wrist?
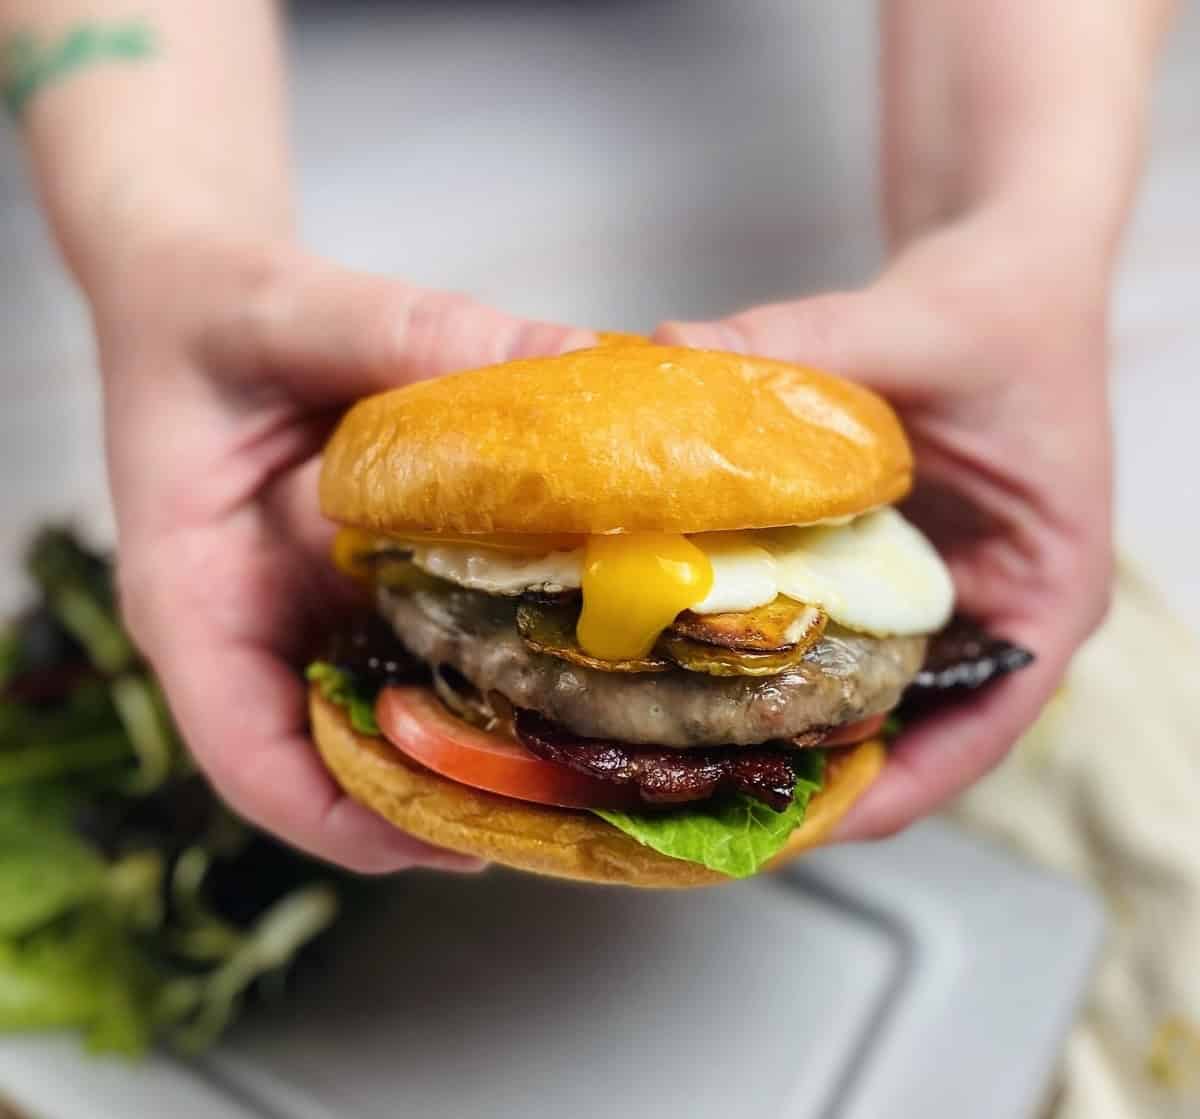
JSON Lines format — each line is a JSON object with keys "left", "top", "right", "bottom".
{"left": 1, "top": 19, "right": 157, "bottom": 121}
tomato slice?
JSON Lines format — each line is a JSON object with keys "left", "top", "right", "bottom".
{"left": 821, "top": 713, "right": 887, "bottom": 747}
{"left": 375, "top": 688, "right": 889, "bottom": 811}
{"left": 374, "top": 687, "right": 645, "bottom": 810}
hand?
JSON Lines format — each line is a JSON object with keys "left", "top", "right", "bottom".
{"left": 93, "top": 237, "right": 593, "bottom": 872}
{"left": 655, "top": 206, "right": 1114, "bottom": 839}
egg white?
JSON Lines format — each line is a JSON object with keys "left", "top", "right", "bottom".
{"left": 407, "top": 508, "right": 954, "bottom": 637}
{"left": 686, "top": 534, "right": 777, "bottom": 614}
{"left": 412, "top": 544, "right": 584, "bottom": 597}
{"left": 761, "top": 508, "right": 955, "bottom": 636}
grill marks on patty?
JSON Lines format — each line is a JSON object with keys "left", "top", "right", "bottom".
{"left": 378, "top": 585, "right": 927, "bottom": 747}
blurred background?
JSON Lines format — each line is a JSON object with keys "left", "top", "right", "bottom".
{"left": 1, "top": 2, "right": 1198, "bottom": 1117}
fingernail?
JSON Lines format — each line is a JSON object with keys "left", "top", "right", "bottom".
{"left": 554, "top": 328, "right": 599, "bottom": 355}
{"left": 503, "top": 323, "right": 597, "bottom": 361}
{"left": 382, "top": 842, "right": 488, "bottom": 874}
{"left": 427, "top": 854, "right": 489, "bottom": 874}
{"left": 657, "top": 321, "right": 745, "bottom": 352}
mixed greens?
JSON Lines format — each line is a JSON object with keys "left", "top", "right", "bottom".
{"left": 0, "top": 529, "right": 338, "bottom": 1056}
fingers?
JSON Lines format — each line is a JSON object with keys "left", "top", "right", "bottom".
{"left": 122, "top": 549, "right": 482, "bottom": 874}
{"left": 267, "top": 457, "right": 337, "bottom": 565}
{"left": 655, "top": 292, "right": 868, "bottom": 365}
{"left": 653, "top": 287, "right": 957, "bottom": 404}
{"left": 830, "top": 633, "right": 1069, "bottom": 842}
{"left": 168, "top": 638, "right": 484, "bottom": 874}
{"left": 212, "top": 252, "right": 595, "bottom": 404}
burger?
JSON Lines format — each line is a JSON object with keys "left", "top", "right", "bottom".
{"left": 307, "top": 342, "right": 1030, "bottom": 886}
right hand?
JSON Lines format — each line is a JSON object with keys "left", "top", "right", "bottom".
{"left": 92, "top": 236, "right": 593, "bottom": 872}
{"left": 655, "top": 210, "right": 1114, "bottom": 841}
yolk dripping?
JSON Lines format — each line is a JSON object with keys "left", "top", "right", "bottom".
{"left": 331, "top": 527, "right": 378, "bottom": 581}
{"left": 576, "top": 533, "right": 713, "bottom": 660}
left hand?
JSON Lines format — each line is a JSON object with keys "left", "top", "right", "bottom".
{"left": 93, "top": 235, "right": 594, "bottom": 872}
{"left": 655, "top": 205, "right": 1115, "bottom": 840}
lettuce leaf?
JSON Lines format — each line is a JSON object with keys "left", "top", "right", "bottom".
{"left": 594, "top": 751, "right": 825, "bottom": 879}
{"left": 0, "top": 530, "right": 340, "bottom": 1059}
{"left": 306, "top": 661, "right": 380, "bottom": 735}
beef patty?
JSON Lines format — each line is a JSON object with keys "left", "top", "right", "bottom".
{"left": 378, "top": 586, "right": 926, "bottom": 748}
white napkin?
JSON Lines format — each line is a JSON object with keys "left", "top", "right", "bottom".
{"left": 948, "top": 564, "right": 1200, "bottom": 1118}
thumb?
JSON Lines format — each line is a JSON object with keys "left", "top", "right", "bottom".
{"left": 213, "top": 252, "right": 596, "bottom": 404}
{"left": 653, "top": 287, "right": 952, "bottom": 404}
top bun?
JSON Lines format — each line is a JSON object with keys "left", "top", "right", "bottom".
{"left": 319, "top": 344, "right": 912, "bottom": 536}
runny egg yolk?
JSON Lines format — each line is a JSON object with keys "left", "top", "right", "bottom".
{"left": 576, "top": 533, "right": 713, "bottom": 660}
{"left": 331, "top": 527, "right": 379, "bottom": 582}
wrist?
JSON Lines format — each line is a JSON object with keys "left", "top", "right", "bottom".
{"left": 881, "top": 2, "right": 1162, "bottom": 264}
{"left": 23, "top": 93, "right": 295, "bottom": 299}
{"left": 64, "top": 181, "right": 295, "bottom": 304}
{"left": 85, "top": 233, "right": 301, "bottom": 387}
{"left": 974, "top": 188, "right": 1123, "bottom": 282}
{"left": 7, "top": 2, "right": 293, "bottom": 299}
{"left": 875, "top": 201, "right": 1113, "bottom": 378}
{"left": 883, "top": 172, "right": 1129, "bottom": 334}
{"left": 890, "top": 133, "right": 1140, "bottom": 274}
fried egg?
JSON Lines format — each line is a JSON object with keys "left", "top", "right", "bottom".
{"left": 399, "top": 508, "right": 954, "bottom": 659}
{"left": 762, "top": 509, "right": 955, "bottom": 638}
{"left": 413, "top": 544, "right": 583, "bottom": 597}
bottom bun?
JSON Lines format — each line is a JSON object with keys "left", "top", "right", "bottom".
{"left": 310, "top": 688, "right": 885, "bottom": 888}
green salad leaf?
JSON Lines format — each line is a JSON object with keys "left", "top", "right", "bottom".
{"left": 0, "top": 529, "right": 342, "bottom": 1058}
{"left": 27, "top": 527, "right": 134, "bottom": 674}
{"left": 0, "top": 914, "right": 157, "bottom": 1055}
{"left": 0, "top": 623, "right": 18, "bottom": 690}
{"left": 162, "top": 884, "right": 339, "bottom": 1054}
{"left": 0, "top": 791, "right": 108, "bottom": 936}
{"left": 595, "top": 751, "right": 826, "bottom": 879}
{"left": 0, "top": 677, "right": 117, "bottom": 751}
{"left": 306, "top": 661, "right": 380, "bottom": 735}
{"left": 0, "top": 730, "right": 132, "bottom": 787}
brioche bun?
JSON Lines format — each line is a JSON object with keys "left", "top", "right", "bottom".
{"left": 319, "top": 344, "right": 911, "bottom": 537}
{"left": 310, "top": 690, "right": 885, "bottom": 888}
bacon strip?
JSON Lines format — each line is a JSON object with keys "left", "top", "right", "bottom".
{"left": 911, "top": 616, "right": 1034, "bottom": 693}
{"left": 514, "top": 709, "right": 803, "bottom": 810}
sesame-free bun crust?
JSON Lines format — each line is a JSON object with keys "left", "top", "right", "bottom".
{"left": 319, "top": 344, "right": 912, "bottom": 536}
{"left": 310, "top": 690, "right": 885, "bottom": 888}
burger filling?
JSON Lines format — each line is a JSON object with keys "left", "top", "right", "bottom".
{"left": 314, "top": 511, "right": 1032, "bottom": 877}
{"left": 377, "top": 584, "right": 924, "bottom": 747}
